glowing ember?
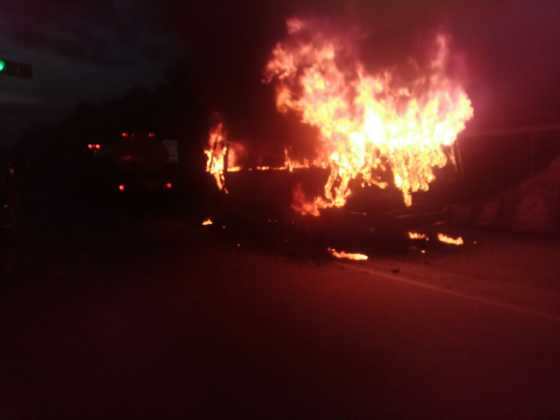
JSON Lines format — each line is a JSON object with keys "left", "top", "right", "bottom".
{"left": 408, "top": 231, "right": 429, "bottom": 241}
{"left": 437, "top": 233, "right": 464, "bottom": 246}
{"left": 202, "top": 218, "right": 214, "bottom": 226}
{"left": 265, "top": 19, "right": 474, "bottom": 216}
{"left": 327, "top": 247, "right": 369, "bottom": 261}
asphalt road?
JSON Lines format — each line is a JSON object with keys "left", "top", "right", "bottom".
{"left": 2, "top": 213, "right": 560, "bottom": 419}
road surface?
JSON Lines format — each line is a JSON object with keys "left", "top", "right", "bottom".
{"left": 2, "top": 211, "right": 560, "bottom": 419}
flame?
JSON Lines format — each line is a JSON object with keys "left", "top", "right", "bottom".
{"left": 408, "top": 231, "right": 429, "bottom": 241}
{"left": 265, "top": 19, "right": 474, "bottom": 216}
{"left": 202, "top": 218, "right": 214, "bottom": 226}
{"left": 437, "top": 233, "right": 464, "bottom": 246}
{"left": 204, "top": 123, "right": 229, "bottom": 193}
{"left": 328, "top": 247, "right": 368, "bottom": 261}
{"left": 204, "top": 134, "right": 316, "bottom": 191}
{"left": 292, "top": 184, "right": 321, "bottom": 217}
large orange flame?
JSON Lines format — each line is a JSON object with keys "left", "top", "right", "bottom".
{"left": 264, "top": 19, "right": 474, "bottom": 216}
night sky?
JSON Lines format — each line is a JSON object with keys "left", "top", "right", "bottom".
{"left": 1, "top": 0, "right": 559, "bottom": 148}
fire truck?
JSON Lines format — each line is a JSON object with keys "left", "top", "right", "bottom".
{"left": 83, "top": 130, "right": 178, "bottom": 195}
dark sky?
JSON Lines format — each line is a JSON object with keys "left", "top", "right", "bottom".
{"left": 0, "top": 0, "right": 175, "bottom": 147}
{"left": 1, "top": 0, "right": 559, "bottom": 148}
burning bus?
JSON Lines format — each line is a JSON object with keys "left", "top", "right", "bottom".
{"left": 203, "top": 18, "right": 473, "bottom": 234}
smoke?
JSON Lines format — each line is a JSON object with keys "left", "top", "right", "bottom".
{"left": 3, "top": 0, "right": 556, "bottom": 148}
{"left": 163, "top": 0, "right": 560, "bottom": 133}
{"left": 281, "top": 0, "right": 560, "bottom": 129}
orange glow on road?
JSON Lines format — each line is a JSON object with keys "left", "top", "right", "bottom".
{"left": 202, "top": 218, "right": 214, "bottom": 226}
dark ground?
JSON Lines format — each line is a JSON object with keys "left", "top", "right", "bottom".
{"left": 1, "top": 193, "right": 560, "bottom": 419}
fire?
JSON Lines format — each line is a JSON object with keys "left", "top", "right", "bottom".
{"left": 408, "top": 231, "right": 429, "bottom": 241}
{"left": 327, "top": 248, "right": 368, "bottom": 261}
{"left": 202, "top": 218, "right": 214, "bottom": 226}
{"left": 292, "top": 184, "right": 321, "bottom": 217}
{"left": 264, "top": 19, "right": 474, "bottom": 216}
{"left": 204, "top": 129, "right": 315, "bottom": 192}
{"left": 437, "top": 233, "right": 464, "bottom": 246}
{"left": 204, "top": 123, "right": 228, "bottom": 193}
